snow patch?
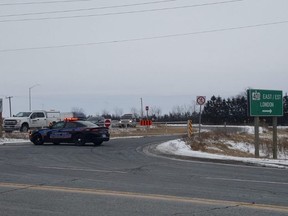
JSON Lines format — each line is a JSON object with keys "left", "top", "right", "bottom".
{"left": 157, "top": 139, "right": 288, "bottom": 169}
{"left": 0, "top": 138, "right": 28, "bottom": 145}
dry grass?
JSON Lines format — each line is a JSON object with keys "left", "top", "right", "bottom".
{"left": 110, "top": 126, "right": 186, "bottom": 137}
{"left": 185, "top": 129, "right": 288, "bottom": 158}
{"left": 2, "top": 131, "right": 29, "bottom": 139}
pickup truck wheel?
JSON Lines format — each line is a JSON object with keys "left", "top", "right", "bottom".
{"left": 32, "top": 134, "right": 44, "bottom": 145}
{"left": 20, "top": 124, "right": 29, "bottom": 133}
{"left": 73, "top": 134, "right": 86, "bottom": 146}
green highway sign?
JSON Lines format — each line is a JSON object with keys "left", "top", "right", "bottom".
{"left": 247, "top": 89, "right": 283, "bottom": 117}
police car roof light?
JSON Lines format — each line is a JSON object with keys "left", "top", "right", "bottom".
{"left": 64, "top": 117, "right": 79, "bottom": 121}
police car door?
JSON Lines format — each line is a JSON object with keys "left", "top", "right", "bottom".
{"left": 48, "top": 121, "right": 67, "bottom": 141}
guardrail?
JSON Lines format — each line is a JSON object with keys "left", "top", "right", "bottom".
{"left": 110, "top": 120, "right": 258, "bottom": 134}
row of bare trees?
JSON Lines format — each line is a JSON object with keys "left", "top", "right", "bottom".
{"left": 78, "top": 94, "right": 288, "bottom": 125}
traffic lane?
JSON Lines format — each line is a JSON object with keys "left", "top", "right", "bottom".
{"left": 1, "top": 183, "right": 288, "bottom": 216}
{"left": 1, "top": 161, "right": 287, "bottom": 208}
{"left": 0, "top": 136, "right": 287, "bottom": 207}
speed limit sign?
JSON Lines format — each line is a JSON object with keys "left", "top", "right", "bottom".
{"left": 196, "top": 96, "right": 206, "bottom": 105}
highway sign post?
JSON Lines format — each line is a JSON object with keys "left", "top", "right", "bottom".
{"left": 247, "top": 89, "right": 283, "bottom": 159}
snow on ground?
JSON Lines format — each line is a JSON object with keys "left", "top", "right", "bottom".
{"left": 156, "top": 139, "right": 288, "bottom": 169}
{"left": 0, "top": 138, "right": 28, "bottom": 145}
{"left": 224, "top": 140, "right": 255, "bottom": 155}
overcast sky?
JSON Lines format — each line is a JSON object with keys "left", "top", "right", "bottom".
{"left": 0, "top": 0, "right": 288, "bottom": 117}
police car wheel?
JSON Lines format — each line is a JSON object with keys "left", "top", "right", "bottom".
{"left": 93, "top": 141, "right": 103, "bottom": 146}
{"left": 32, "top": 134, "right": 44, "bottom": 145}
{"left": 74, "top": 134, "right": 86, "bottom": 146}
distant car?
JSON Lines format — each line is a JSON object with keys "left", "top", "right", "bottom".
{"left": 29, "top": 119, "right": 110, "bottom": 146}
{"left": 86, "top": 116, "right": 105, "bottom": 127}
{"left": 119, "top": 114, "right": 137, "bottom": 128}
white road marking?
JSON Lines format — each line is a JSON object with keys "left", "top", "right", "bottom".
{"left": 205, "top": 177, "right": 288, "bottom": 185}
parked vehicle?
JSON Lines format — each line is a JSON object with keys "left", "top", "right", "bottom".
{"left": 119, "top": 114, "right": 137, "bottom": 128}
{"left": 29, "top": 119, "right": 110, "bottom": 146}
{"left": 4, "top": 110, "right": 60, "bottom": 132}
{"left": 86, "top": 116, "right": 105, "bottom": 127}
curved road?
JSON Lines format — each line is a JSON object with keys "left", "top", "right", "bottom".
{"left": 0, "top": 135, "right": 287, "bottom": 216}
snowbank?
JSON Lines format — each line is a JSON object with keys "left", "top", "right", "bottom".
{"left": 0, "top": 138, "right": 28, "bottom": 145}
{"left": 156, "top": 139, "right": 288, "bottom": 169}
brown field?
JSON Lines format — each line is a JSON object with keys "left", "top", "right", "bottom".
{"left": 110, "top": 126, "right": 186, "bottom": 137}
{"left": 185, "top": 128, "right": 288, "bottom": 158}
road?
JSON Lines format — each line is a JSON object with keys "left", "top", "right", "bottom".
{"left": 0, "top": 136, "right": 287, "bottom": 216}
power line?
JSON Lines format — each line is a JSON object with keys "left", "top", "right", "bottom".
{"left": 0, "top": 0, "right": 98, "bottom": 6}
{"left": 0, "top": 0, "right": 244, "bottom": 23}
{"left": 1, "top": 20, "right": 287, "bottom": 53}
{"left": 0, "top": 0, "right": 181, "bottom": 18}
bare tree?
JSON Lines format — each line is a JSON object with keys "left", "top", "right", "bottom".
{"left": 172, "top": 105, "right": 184, "bottom": 115}
{"left": 113, "top": 107, "right": 123, "bottom": 118}
{"left": 71, "top": 107, "right": 85, "bottom": 114}
{"left": 130, "top": 107, "right": 140, "bottom": 118}
{"left": 150, "top": 106, "right": 162, "bottom": 118}
{"left": 101, "top": 109, "right": 110, "bottom": 117}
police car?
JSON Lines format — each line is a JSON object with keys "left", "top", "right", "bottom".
{"left": 29, "top": 118, "right": 110, "bottom": 146}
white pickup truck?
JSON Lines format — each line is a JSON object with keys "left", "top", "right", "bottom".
{"left": 4, "top": 110, "right": 60, "bottom": 132}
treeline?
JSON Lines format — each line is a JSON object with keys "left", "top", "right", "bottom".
{"left": 150, "top": 95, "right": 288, "bottom": 125}
{"left": 101, "top": 94, "right": 288, "bottom": 125}
{"left": 202, "top": 95, "right": 252, "bottom": 125}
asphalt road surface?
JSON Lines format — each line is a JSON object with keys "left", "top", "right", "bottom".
{"left": 0, "top": 135, "right": 287, "bottom": 216}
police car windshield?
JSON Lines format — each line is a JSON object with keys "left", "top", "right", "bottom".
{"left": 15, "top": 112, "right": 32, "bottom": 117}
{"left": 78, "top": 121, "right": 99, "bottom": 127}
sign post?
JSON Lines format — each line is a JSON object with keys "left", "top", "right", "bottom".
{"left": 196, "top": 96, "right": 206, "bottom": 137}
{"left": 0, "top": 98, "right": 3, "bottom": 138}
{"left": 104, "top": 119, "right": 111, "bottom": 128}
{"left": 247, "top": 89, "right": 283, "bottom": 159}
{"left": 254, "top": 116, "right": 260, "bottom": 158}
{"left": 145, "top": 106, "right": 149, "bottom": 120}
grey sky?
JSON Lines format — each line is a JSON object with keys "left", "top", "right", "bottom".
{"left": 0, "top": 0, "right": 288, "bottom": 117}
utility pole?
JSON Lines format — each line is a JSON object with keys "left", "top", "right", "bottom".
{"left": 6, "top": 96, "right": 13, "bottom": 117}
{"left": 140, "top": 98, "right": 144, "bottom": 119}
{"left": 29, "top": 84, "right": 39, "bottom": 111}
{"left": 0, "top": 98, "right": 3, "bottom": 137}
